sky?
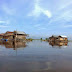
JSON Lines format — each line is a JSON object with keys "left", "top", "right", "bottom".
{"left": 0, "top": 0, "right": 72, "bottom": 38}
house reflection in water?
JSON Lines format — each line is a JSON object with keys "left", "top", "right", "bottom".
{"left": 49, "top": 41, "right": 68, "bottom": 47}
{"left": 0, "top": 41, "right": 27, "bottom": 50}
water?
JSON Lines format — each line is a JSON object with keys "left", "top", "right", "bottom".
{"left": 0, "top": 40, "right": 72, "bottom": 72}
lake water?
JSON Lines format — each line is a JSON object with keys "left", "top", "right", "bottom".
{"left": 0, "top": 40, "right": 72, "bottom": 72}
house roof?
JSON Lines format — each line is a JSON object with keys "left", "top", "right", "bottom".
{"left": 4, "top": 33, "right": 14, "bottom": 36}
{"left": 51, "top": 35, "right": 67, "bottom": 38}
{"left": 0, "top": 33, "right": 5, "bottom": 36}
{"left": 6, "top": 31, "right": 14, "bottom": 34}
{"left": 0, "top": 31, "right": 28, "bottom": 37}
{"left": 15, "top": 31, "right": 26, "bottom": 35}
{"left": 60, "top": 35, "right": 67, "bottom": 38}
{"left": 3, "top": 31, "right": 14, "bottom": 36}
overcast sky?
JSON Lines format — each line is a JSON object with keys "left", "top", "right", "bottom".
{"left": 0, "top": 0, "right": 72, "bottom": 37}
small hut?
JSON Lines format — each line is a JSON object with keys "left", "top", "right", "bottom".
{"left": 14, "top": 31, "right": 27, "bottom": 41}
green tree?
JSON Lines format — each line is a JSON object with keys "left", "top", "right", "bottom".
{"left": 46, "top": 38, "right": 48, "bottom": 40}
{"left": 40, "top": 38, "right": 42, "bottom": 40}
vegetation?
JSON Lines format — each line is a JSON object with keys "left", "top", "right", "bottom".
{"left": 26, "top": 38, "right": 33, "bottom": 41}
{"left": 45, "top": 38, "right": 48, "bottom": 41}
{"left": 40, "top": 38, "right": 42, "bottom": 40}
{"left": 26, "top": 38, "right": 49, "bottom": 42}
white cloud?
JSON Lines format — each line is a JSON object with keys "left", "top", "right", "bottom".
{"left": 0, "top": 21, "right": 6, "bottom": 24}
{"left": 0, "top": 20, "right": 10, "bottom": 25}
{"left": 28, "top": 0, "right": 52, "bottom": 18}
{"left": 0, "top": 25, "right": 9, "bottom": 28}
{"left": 48, "top": 10, "right": 72, "bottom": 25}
{"left": 42, "top": 10, "right": 52, "bottom": 18}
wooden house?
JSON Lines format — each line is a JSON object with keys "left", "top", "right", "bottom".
{"left": 14, "top": 31, "right": 27, "bottom": 41}
{"left": 0, "top": 31, "right": 27, "bottom": 41}
{"left": 48, "top": 35, "right": 68, "bottom": 42}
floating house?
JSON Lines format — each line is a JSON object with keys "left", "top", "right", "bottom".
{"left": 14, "top": 31, "right": 27, "bottom": 40}
{"left": 48, "top": 35, "right": 68, "bottom": 42}
{"left": 0, "top": 31, "right": 27, "bottom": 41}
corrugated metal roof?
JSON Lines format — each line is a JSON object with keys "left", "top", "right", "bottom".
{"left": 52, "top": 35, "right": 67, "bottom": 38}
{"left": 16, "top": 31, "right": 26, "bottom": 34}
{"left": 60, "top": 35, "right": 67, "bottom": 38}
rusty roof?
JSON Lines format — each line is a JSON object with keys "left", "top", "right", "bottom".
{"left": 0, "top": 33, "right": 5, "bottom": 36}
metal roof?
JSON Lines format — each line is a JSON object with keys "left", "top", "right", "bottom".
{"left": 16, "top": 31, "right": 26, "bottom": 35}
{"left": 0, "top": 33, "right": 5, "bottom": 36}
{"left": 60, "top": 35, "right": 67, "bottom": 38}
{"left": 52, "top": 35, "right": 67, "bottom": 38}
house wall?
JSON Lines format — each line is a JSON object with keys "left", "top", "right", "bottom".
{"left": 3, "top": 35, "right": 26, "bottom": 41}
{"left": 64, "top": 38, "right": 68, "bottom": 40}
{"left": 59, "top": 37, "right": 68, "bottom": 41}
{"left": 16, "top": 35, "right": 26, "bottom": 40}
{"left": 3, "top": 36, "right": 13, "bottom": 40}
{"left": 0, "top": 36, "right": 3, "bottom": 39}
{"left": 59, "top": 38, "right": 64, "bottom": 41}
{"left": 49, "top": 36, "right": 68, "bottom": 42}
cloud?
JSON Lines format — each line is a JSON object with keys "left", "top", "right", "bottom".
{"left": 2, "top": 4, "right": 16, "bottom": 15}
{"left": 48, "top": 10, "right": 72, "bottom": 26}
{"left": 0, "top": 25, "right": 9, "bottom": 28}
{"left": 0, "top": 20, "right": 10, "bottom": 24}
{"left": 42, "top": 10, "right": 52, "bottom": 18}
{"left": 0, "top": 21, "right": 6, "bottom": 24}
{"left": 28, "top": 0, "right": 52, "bottom": 18}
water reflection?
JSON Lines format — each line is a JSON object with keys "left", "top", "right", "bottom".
{"left": 49, "top": 41, "right": 68, "bottom": 47}
{"left": 0, "top": 41, "right": 27, "bottom": 50}
{"left": 0, "top": 40, "right": 72, "bottom": 72}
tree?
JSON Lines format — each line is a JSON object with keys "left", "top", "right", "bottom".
{"left": 40, "top": 38, "right": 42, "bottom": 40}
